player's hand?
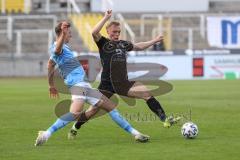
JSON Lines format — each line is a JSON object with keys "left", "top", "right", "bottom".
{"left": 61, "top": 21, "right": 69, "bottom": 35}
{"left": 154, "top": 35, "right": 164, "bottom": 43}
{"left": 104, "top": 9, "right": 112, "bottom": 19}
{"left": 49, "top": 86, "right": 59, "bottom": 99}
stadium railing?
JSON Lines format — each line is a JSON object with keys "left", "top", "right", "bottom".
{"left": 0, "top": 15, "right": 57, "bottom": 56}
{"left": 116, "top": 13, "right": 135, "bottom": 43}
{"left": 70, "top": 13, "right": 108, "bottom": 52}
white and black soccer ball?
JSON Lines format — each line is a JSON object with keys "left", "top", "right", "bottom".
{"left": 181, "top": 122, "right": 198, "bottom": 139}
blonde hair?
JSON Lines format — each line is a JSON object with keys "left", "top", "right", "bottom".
{"left": 106, "top": 21, "right": 120, "bottom": 29}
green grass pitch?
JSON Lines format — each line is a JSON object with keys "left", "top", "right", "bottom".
{"left": 0, "top": 78, "right": 240, "bottom": 160}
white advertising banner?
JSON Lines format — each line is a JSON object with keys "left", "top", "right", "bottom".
{"left": 126, "top": 54, "right": 240, "bottom": 80}
{"left": 204, "top": 55, "right": 240, "bottom": 79}
{"left": 207, "top": 17, "right": 240, "bottom": 48}
{"left": 127, "top": 56, "right": 192, "bottom": 80}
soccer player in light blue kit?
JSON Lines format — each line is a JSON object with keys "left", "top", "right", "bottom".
{"left": 35, "top": 21, "right": 149, "bottom": 146}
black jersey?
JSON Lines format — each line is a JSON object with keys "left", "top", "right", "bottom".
{"left": 96, "top": 36, "right": 133, "bottom": 82}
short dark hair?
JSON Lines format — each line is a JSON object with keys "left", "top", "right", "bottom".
{"left": 55, "top": 21, "right": 71, "bottom": 36}
{"left": 106, "top": 21, "right": 120, "bottom": 30}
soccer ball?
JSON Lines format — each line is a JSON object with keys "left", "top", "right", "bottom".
{"left": 181, "top": 122, "right": 198, "bottom": 139}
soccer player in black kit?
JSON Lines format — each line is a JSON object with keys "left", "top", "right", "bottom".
{"left": 68, "top": 10, "right": 181, "bottom": 139}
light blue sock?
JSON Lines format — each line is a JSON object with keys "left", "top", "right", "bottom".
{"left": 47, "top": 112, "right": 75, "bottom": 135}
{"left": 109, "top": 109, "right": 139, "bottom": 135}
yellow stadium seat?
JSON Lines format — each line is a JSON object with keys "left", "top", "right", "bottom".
{"left": 3, "top": 0, "right": 25, "bottom": 14}
{"left": 70, "top": 13, "right": 108, "bottom": 52}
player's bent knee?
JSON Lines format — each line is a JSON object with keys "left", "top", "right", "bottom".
{"left": 94, "top": 99, "right": 104, "bottom": 107}
{"left": 95, "top": 96, "right": 116, "bottom": 112}
{"left": 87, "top": 106, "right": 99, "bottom": 115}
{"left": 144, "top": 93, "right": 152, "bottom": 100}
{"left": 138, "top": 91, "right": 152, "bottom": 101}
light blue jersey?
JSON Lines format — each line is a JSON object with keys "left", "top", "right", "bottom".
{"left": 50, "top": 42, "right": 85, "bottom": 87}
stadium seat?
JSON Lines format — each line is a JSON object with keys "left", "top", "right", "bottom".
{"left": 1, "top": 0, "right": 25, "bottom": 14}
{"left": 69, "top": 13, "right": 108, "bottom": 52}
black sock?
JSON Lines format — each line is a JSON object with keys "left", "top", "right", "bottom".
{"left": 146, "top": 97, "right": 166, "bottom": 121}
{"left": 75, "top": 111, "right": 88, "bottom": 129}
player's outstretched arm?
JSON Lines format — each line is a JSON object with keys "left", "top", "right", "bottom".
{"left": 92, "top": 9, "right": 112, "bottom": 42}
{"left": 133, "top": 34, "right": 164, "bottom": 51}
{"left": 48, "top": 59, "right": 59, "bottom": 99}
{"left": 55, "top": 22, "right": 69, "bottom": 54}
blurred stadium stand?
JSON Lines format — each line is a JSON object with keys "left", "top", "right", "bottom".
{"left": 209, "top": 0, "right": 240, "bottom": 12}
{"left": 1, "top": 0, "right": 240, "bottom": 55}
{"left": 70, "top": 13, "right": 108, "bottom": 52}
{"left": 0, "top": 0, "right": 240, "bottom": 77}
{"left": 0, "top": 0, "right": 27, "bottom": 14}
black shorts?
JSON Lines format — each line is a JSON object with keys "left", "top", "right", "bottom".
{"left": 98, "top": 80, "right": 135, "bottom": 98}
